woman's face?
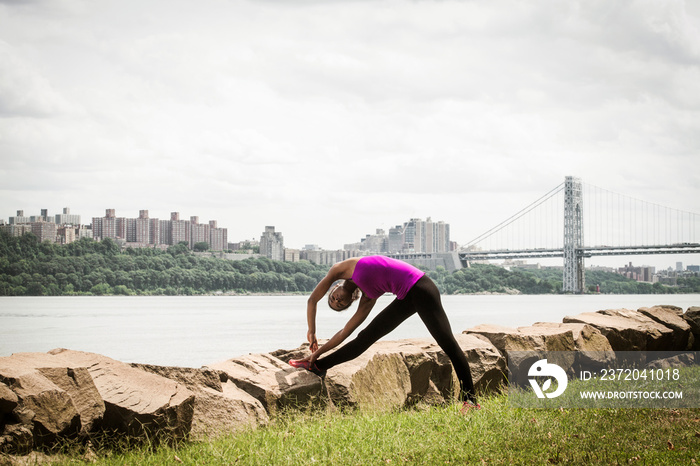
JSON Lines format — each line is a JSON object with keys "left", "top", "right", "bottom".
{"left": 329, "top": 286, "right": 352, "bottom": 311}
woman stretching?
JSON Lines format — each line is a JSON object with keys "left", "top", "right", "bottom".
{"left": 289, "top": 255, "right": 479, "bottom": 409}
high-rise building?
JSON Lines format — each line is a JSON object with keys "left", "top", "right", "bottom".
{"left": 55, "top": 207, "right": 81, "bottom": 225}
{"left": 30, "top": 209, "right": 51, "bottom": 223}
{"left": 388, "top": 225, "right": 405, "bottom": 253}
{"left": 5, "top": 206, "right": 226, "bottom": 249}
{"left": 170, "top": 212, "right": 188, "bottom": 245}
{"left": 31, "top": 221, "right": 57, "bottom": 243}
{"left": 209, "top": 220, "right": 227, "bottom": 251}
{"left": 189, "top": 216, "right": 210, "bottom": 248}
{"left": 57, "top": 225, "right": 76, "bottom": 245}
{"left": 368, "top": 217, "right": 451, "bottom": 254}
{"left": 10, "top": 210, "right": 33, "bottom": 225}
{"left": 260, "top": 226, "right": 284, "bottom": 261}
{"left": 0, "top": 224, "right": 32, "bottom": 236}
{"left": 92, "top": 209, "right": 125, "bottom": 240}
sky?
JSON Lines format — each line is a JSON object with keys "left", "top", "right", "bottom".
{"left": 1, "top": 0, "right": 699, "bottom": 270}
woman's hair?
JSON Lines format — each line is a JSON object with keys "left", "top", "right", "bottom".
{"left": 328, "top": 280, "right": 361, "bottom": 311}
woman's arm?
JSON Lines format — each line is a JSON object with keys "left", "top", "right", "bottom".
{"left": 307, "top": 294, "right": 376, "bottom": 364}
{"left": 305, "top": 258, "right": 358, "bottom": 351}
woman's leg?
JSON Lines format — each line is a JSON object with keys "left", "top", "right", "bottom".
{"left": 315, "top": 297, "right": 416, "bottom": 371}
{"left": 410, "top": 276, "right": 476, "bottom": 402}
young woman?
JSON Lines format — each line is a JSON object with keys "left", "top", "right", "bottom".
{"left": 289, "top": 255, "right": 479, "bottom": 409}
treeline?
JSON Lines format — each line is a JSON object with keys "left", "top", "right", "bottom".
{"left": 0, "top": 233, "right": 328, "bottom": 296}
{"left": 1, "top": 232, "right": 698, "bottom": 296}
{"left": 426, "top": 264, "right": 700, "bottom": 295}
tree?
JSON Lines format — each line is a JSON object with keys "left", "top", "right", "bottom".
{"left": 193, "top": 242, "right": 209, "bottom": 252}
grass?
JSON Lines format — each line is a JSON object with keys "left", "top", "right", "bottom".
{"left": 16, "top": 392, "right": 700, "bottom": 466}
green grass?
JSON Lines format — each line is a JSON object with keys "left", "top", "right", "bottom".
{"left": 21, "top": 393, "right": 700, "bottom": 465}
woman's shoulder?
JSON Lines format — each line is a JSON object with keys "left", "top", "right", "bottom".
{"left": 330, "top": 257, "right": 361, "bottom": 278}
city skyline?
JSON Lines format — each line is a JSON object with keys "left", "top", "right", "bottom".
{"left": 1, "top": 1, "right": 699, "bottom": 271}
{"left": 2, "top": 205, "right": 697, "bottom": 271}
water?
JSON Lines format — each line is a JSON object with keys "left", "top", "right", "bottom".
{"left": 2, "top": 294, "right": 699, "bottom": 368}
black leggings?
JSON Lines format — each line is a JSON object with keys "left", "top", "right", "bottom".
{"left": 315, "top": 275, "right": 476, "bottom": 402}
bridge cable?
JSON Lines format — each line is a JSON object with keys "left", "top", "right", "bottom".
{"left": 465, "top": 182, "right": 564, "bottom": 247}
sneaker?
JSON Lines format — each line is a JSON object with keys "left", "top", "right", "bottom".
{"left": 460, "top": 400, "right": 481, "bottom": 413}
{"left": 289, "top": 359, "right": 326, "bottom": 377}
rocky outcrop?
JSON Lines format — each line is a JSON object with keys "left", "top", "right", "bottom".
{"left": 638, "top": 306, "right": 694, "bottom": 350}
{"left": 0, "top": 352, "right": 105, "bottom": 449}
{"left": 562, "top": 308, "right": 675, "bottom": 351}
{"left": 1, "top": 303, "right": 698, "bottom": 456}
{"left": 531, "top": 322, "right": 616, "bottom": 370}
{"left": 46, "top": 349, "right": 195, "bottom": 441}
{"left": 464, "top": 323, "right": 577, "bottom": 385}
{"left": 324, "top": 349, "right": 412, "bottom": 410}
{"left": 684, "top": 306, "right": 700, "bottom": 350}
{"left": 205, "top": 353, "right": 323, "bottom": 414}
{"left": 0, "top": 349, "right": 194, "bottom": 453}
{"left": 131, "top": 364, "right": 269, "bottom": 439}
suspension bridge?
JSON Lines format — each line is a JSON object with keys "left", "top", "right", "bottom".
{"left": 458, "top": 176, "right": 700, "bottom": 293}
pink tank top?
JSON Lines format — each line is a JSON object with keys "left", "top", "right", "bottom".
{"left": 351, "top": 256, "right": 425, "bottom": 300}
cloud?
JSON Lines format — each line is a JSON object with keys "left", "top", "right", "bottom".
{"left": 0, "top": 0, "right": 698, "bottom": 260}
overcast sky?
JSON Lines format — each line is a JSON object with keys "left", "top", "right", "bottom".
{"left": 1, "top": 0, "right": 699, "bottom": 268}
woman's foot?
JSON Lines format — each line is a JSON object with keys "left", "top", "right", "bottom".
{"left": 289, "top": 359, "right": 326, "bottom": 377}
{"left": 460, "top": 400, "right": 481, "bottom": 413}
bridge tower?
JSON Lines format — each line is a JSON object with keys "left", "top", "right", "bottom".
{"left": 563, "top": 176, "right": 584, "bottom": 293}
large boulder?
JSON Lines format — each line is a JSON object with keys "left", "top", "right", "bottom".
{"left": 276, "top": 334, "right": 504, "bottom": 407}
{"left": 0, "top": 352, "right": 105, "bottom": 450}
{"left": 0, "top": 382, "right": 19, "bottom": 417}
{"left": 454, "top": 334, "right": 506, "bottom": 396}
{"left": 563, "top": 309, "right": 675, "bottom": 352}
{"left": 205, "top": 353, "right": 322, "bottom": 414}
{"left": 371, "top": 340, "right": 451, "bottom": 404}
{"left": 274, "top": 343, "right": 415, "bottom": 409}
{"left": 321, "top": 348, "right": 412, "bottom": 410}
{"left": 638, "top": 306, "right": 693, "bottom": 350}
{"left": 531, "top": 322, "right": 612, "bottom": 352}
{"left": 45, "top": 349, "right": 194, "bottom": 441}
{"left": 532, "top": 322, "right": 616, "bottom": 370}
{"left": 132, "top": 364, "right": 269, "bottom": 439}
{"left": 684, "top": 307, "right": 700, "bottom": 350}
{"left": 464, "top": 324, "right": 576, "bottom": 385}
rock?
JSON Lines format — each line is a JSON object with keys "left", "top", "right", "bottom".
{"left": 649, "top": 305, "right": 684, "bottom": 317}
{"left": 532, "top": 322, "right": 615, "bottom": 370}
{"left": 370, "top": 340, "right": 446, "bottom": 404}
{"left": 270, "top": 343, "right": 313, "bottom": 363}
{"left": 132, "top": 364, "right": 269, "bottom": 439}
{"left": 563, "top": 309, "right": 675, "bottom": 352}
{"left": 206, "top": 353, "right": 322, "bottom": 414}
{"left": 0, "top": 382, "right": 18, "bottom": 415}
{"left": 532, "top": 322, "right": 612, "bottom": 352}
{"left": 684, "top": 307, "right": 700, "bottom": 333}
{"left": 0, "top": 352, "right": 104, "bottom": 447}
{"left": 0, "top": 424, "right": 33, "bottom": 455}
{"left": 372, "top": 339, "right": 472, "bottom": 404}
{"left": 453, "top": 333, "right": 507, "bottom": 395}
{"left": 638, "top": 306, "right": 693, "bottom": 350}
{"left": 645, "top": 352, "right": 696, "bottom": 370}
{"left": 45, "top": 349, "right": 194, "bottom": 441}
{"left": 322, "top": 349, "right": 412, "bottom": 410}
{"left": 685, "top": 307, "right": 700, "bottom": 350}
{"left": 465, "top": 324, "right": 576, "bottom": 385}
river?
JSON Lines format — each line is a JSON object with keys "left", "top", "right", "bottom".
{"left": 1, "top": 294, "right": 699, "bottom": 368}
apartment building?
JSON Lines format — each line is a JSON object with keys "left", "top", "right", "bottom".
{"left": 260, "top": 226, "right": 284, "bottom": 261}
{"left": 92, "top": 209, "right": 227, "bottom": 250}
{"left": 349, "top": 217, "right": 451, "bottom": 254}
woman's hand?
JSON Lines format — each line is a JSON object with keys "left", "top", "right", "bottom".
{"left": 307, "top": 330, "right": 318, "bottom": 353}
